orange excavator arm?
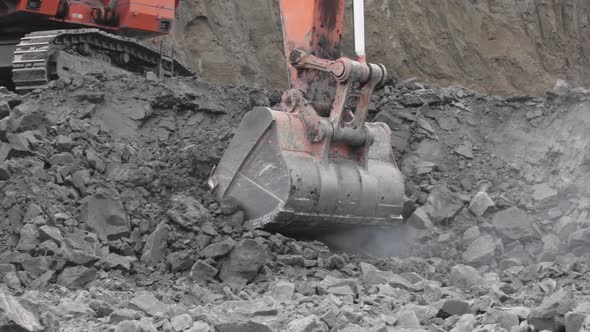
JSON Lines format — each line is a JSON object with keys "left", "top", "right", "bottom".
{"left": 209, "top": 0, "right": 405, "bottom": 235}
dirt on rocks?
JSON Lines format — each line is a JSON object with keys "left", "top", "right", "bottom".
{"left": 170, "top": 0, "right": 590, "bottom": 96}
{"left": 1, "top": 67, "right": 590, "bottom": 332}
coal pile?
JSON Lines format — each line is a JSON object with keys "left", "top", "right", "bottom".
{"left": 1, "top": 72, "right": 590, "bottom": 332}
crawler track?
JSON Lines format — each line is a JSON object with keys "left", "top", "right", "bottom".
{"left": 11, "top": 29, "right": 192, "bottom": 93}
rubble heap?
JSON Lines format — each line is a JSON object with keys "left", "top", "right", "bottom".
{"left": 1, "top": 72, "right": 590, "bottom": 332}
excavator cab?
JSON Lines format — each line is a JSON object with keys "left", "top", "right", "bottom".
{"left": 208, "top": 0, "right": 405, "bottom": 235}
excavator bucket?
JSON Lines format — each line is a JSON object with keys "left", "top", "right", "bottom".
{"left": 208, "top": 0, "right": 405, "bottom": 234}
{"left": 208, "top": 106, "right": 405, "bottom": 234}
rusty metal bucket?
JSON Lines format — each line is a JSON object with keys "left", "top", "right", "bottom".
{"left": 208, "top": 104, "right": 405, "bottom": 234}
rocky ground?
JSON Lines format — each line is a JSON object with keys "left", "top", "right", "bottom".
{"left": 1, "top": 70, "right": 590, "bottom": 332}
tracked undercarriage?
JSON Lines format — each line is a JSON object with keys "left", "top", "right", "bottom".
{"left": 7, "top": 28, "right": 193, "bottom": 93}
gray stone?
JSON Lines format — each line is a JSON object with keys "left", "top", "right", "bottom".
{"left": 145, "top": 71, "right": 159, "bottom": 82}
{"left": 219, "top": 239, "right": 267, "bottom": 282}
{"left": 0, "top": 163, "right": 9, "bottom": 180}
{"left": 406, "top": 208, "right": 433, "bottom": 229}
{"left": 272, "top": 280, "right": 295, "bottom": 303}
{"left": 48, "top": 152, "right": 75, "bottom": 166}
{"left": 492, "top": 207, "right": 534, "bottom": 241}
{"left": 0, "top": 287, "right": 44, "bottom": 331}
{"left": 499, "top": 257, "right": 523, "bottom": 270}
{"left": 0, "top": 264, "right": 16, "bottom": 279}
{"left": 220, "top": 197, "right": 241, "bottom": 215}
{"left": 568, "top": 228, "right": 590, "bottom": 249}
{"left": 287, "top": 315, "right": 327, "bottom": 332}
{"left": 99, "top": 253, "right": 136, "bottom": 271}
{"left": 215, "top": 321, "right": 274, "bottom": 332}
{"left": 580, "top": 315, "right": 590, "bottom": 332}
{"left": 455, "top": 141, "right": 474, "bottom": 159}
{"left": 129, "top": 293, "right": 168, "bottom": 316}
{"left": 395, "top": 310, "right": 421, "bottom": 328}
{"left": 171, "top": 314, "right": 192, "bottom": 332}
{"left": 422, "top": 185, "right": 463, "bottom": 224}
{"left": 88, "top": 300, "right": 114, "bottom": 318}
{"left": 482, "top": 309, "right": 519, "bottom": 331}
{"left": 278, "top": 255, "right": 305, "bottom": 267}
{"left": 114, "top": 320, "right": 140, "bottom": 332}
{"left": 565, "top": 311, "right": 588, "bottom": 332}
{"left": 359, "top": 262, "right": 414, "bottom": 290}
{"left": 462, "top": 226, "right": 480, "bottom": 246}
{"left": 2, "top": 272, "right": 21, "bottom": 290}
{"left": 58, "top": 238, "right": 100, "bottom": 266}
{"left": 190, "top": 260, "right": 218, "bottom": 283}
{"left": 109, "top": 309, "right": 142, "bottom": 324}
{"left": 225, "top": 297, "right": 277, "bottom": 317}
{"left": 166, "top": 252, "right": 195, "bottom": 273}
{"left": 201, "top": 238, "right": 236, "bottom": 258}
{"left": 81, "top": 193, "right": 130, "bottom": 241}
{"left": 531, "top": 183, "right": 558, "bottom": 202}
{"left": 57, "top": 266, "right": 97, "bottom": 289}
{"left": 317, "top": 275, "right": 358, "bottom": 297}
{"left": 16, "top": 224, "right": 39, "bottom": 252}
{"left": 141, "top": 222, "right": 169, "bottom": 266}
{"left": 554, "top": 216, "right": 578, "bottom": 241}
{"left": 553, "top": 79, "right": 573, "bottom": 96}
{"left": 54, "top": 135, "right": 75, "bottom": 152}
{"left": 526, "top": 108, "right": 543, "bottom": 119}
{"left": 469, "top": 192, "right": 495, "bottom": 216}
{"left": 438, "top": 116, "right": 459, "bottom": 130}
{"left": 438, "top": 300, "right": 469, "bottom": 319}
{"left": 187, "top": 321, "right": 211, "bottom": 332}
{"left": 21, "top": 256, "right": 50, "bottom": 279}
{"left": 527, "top": 289, "right": 573, "bottom": 331}
{"left": 0, "top": 100, "right": 9, "bottom": 119}
{"left": 462, "top": 234, "right": 496, "bottom": 267}
{"left": 449, "top": 264, "right": 484, "bottom": 290}
{"left": 539, "top": 234, "right": 560, "bottom": 262}
{"left": 450, "top": 314, "right": 476, "bottom": 332}
{"left": 38, "top": 225, "right": 63, "bottom": 243}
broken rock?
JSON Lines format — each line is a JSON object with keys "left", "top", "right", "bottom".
{"left": 219, "top": 239, "right": 267, "bottom": 282}
{"left": 141, "top": 222, "right": 170, "bottom": 267}
{"left": 287, "top": 315, "right": 327, "bottom": 332}
{"left": 449, "top": 264, "right": 484, "bottom": 290}
{"left": 129, "top": 293, "right": 168, "bottom": 316}
{"left": 492, "top": 207, "right": 534, "bottom": 241}
{"left": 171, "top": 314, "right": 193, "bottom": 332}
{"left": 528, "top": 289, "right": 573, "bottom": 331}
{"left": 406, "top": 208, "right": 433, "bottom": 229}
{"left": 201, "top": 238, "right": 236, "bottom": 258}
{"left": 0, "top": 288, "right": 44, "bottom": 331}
{"left": 462, "top": 234, "right": 496, "bottom": 267}
{"left": 190, "top": 260, "right": 218, "bottom": 283}
{"left": 422, "top": 185, "right": 463, "bottom": 224}
{"left": 57, "top": 266, "right": 97, "bottom": 289}
{"left": 81, "top": 192, "right": 130, "bottom": 241}
{"left": 468, "top": 192, "right": 494, "bottom": 217}
{"left": 531, "top": 183, "right": 558, "bottom": 203}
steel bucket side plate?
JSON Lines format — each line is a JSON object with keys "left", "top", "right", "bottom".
{"left": 210, "top": 107, "right": 405, "bottom": 234}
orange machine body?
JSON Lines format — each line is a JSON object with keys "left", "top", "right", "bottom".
{"left": 1, "top": 0, "right": 177, "bottom": 38}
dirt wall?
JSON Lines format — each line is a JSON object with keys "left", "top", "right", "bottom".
{"left": 171, "top": 0, "right": 590, "bottom": 95}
